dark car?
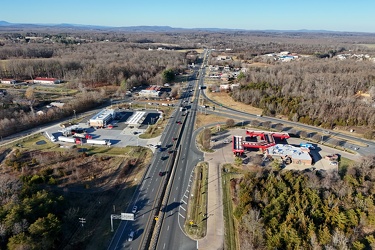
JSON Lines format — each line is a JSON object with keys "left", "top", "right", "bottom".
{"left": 159, "top": 171, "right": 164, "bottom": 176}
{"left": 172, "top": 137, "right": 177, "bottom": 141}
{"left": 168, "top": 150, "right": 174, "bottom": 154}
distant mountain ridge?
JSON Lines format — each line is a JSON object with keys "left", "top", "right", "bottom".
{"left": 0, "top": 20, "right": 373, "bottom": 34}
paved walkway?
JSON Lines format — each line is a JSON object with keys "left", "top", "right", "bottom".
{"left": 198, "top": 137, "right": 234, "bottom": 250}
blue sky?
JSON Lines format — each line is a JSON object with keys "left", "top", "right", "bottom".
{"left": 1, "top": 0, "right": 375, "bottom": 33}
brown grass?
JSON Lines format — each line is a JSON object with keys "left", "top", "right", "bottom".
{"left": 205, "top": 91, "right": 263, "bottom": 115}
{"left": 195, "top": 113, "right": 228, "bottom": 129}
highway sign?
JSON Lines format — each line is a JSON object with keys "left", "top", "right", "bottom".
{"left": 121, "top": 213, "right": 135, "bottom": 221}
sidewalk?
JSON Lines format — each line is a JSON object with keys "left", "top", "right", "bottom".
{"left": 198, "top": 140, "right": 234, "bottom": 250}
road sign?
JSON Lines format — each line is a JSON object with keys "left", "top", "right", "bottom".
{"left": 121, "top": 213, "right": 135, "bottom": 221}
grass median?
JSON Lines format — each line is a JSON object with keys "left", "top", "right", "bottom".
{"left": 184, "top": 162, "right": 208, "bottom": 239}
{"left": 222, "top": 164, "right": 240, "bottom": 250}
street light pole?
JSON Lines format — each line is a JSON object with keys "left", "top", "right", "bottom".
{"left": 79, "top": 217, "right": 86, "bottom": 227}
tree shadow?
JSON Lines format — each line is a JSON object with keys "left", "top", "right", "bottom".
{"left": 162, "top": 201, "right": 183, "bottom": 213}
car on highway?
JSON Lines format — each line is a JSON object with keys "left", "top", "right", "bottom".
{"left": 132, "top": 206, "right": 137, "bottom": 213}
{"left": 128, "top": 231, "right": 134, "bottom": 241}
{"left": 159, "top": 171, "right": 164, "bottom": 176}
{"left": 168, "top": 150, "right": 174, "bottom": 154}
{"left": 176, "top": 121, "right": 182, "bottom": 125}
{"left": 172, "top": 137, "right": 177, "bottom": 141}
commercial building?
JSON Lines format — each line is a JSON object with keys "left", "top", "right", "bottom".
{"left": 266, "top": 144, "right": 312, "bottom": 165}
{"left": 89, "top": 109, "right": 115, "bottom": 127}
{"left": 33, "top": 77, "right": 60, "bottom": 84}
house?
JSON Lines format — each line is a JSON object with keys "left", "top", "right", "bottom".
{"left": 220, "top": 84, "right": 230, "bottom": 91}
{"left": 138, "top": 86, "right": 165, "bottom": 98}
{"left": 33, "top": 77, "right": 60, "bottom": 84}
{"left": 217, "top": 55, "right": 232, "bottom": 61}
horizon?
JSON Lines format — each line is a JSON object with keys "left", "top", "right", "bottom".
{"left": 1, "top": 0, "right": 375, "bottom": 33}
{"left": 1, "top": 20, "right": 374, "bottom": 35}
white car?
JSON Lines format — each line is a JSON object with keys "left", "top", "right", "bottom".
{"left": 128, "top": 231, "right": 134, "bottom": 241}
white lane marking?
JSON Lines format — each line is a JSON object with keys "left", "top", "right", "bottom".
{"left": 180, "top": 206, "right": 186, "bottom": 211}
{"left": 184, "top": 194, "right": 188, "bottom": 198}
{"left": 174, "top": 198, "right": 176, "bottom": 202}
{"left": 152, "top": 188, "right": 154, "bottom": 192}
{"left": 181, "top": 199, "right": 187, "bottom": 204}
{"left": 176, "top": 187, "right": 178, "bottom": 190}
{"left": 163, "top": 243, "right": 166, "bottom": 249}
{"left": 167, "top": 225, "right": 169, "bottom": 231}
{"left": 179, "top": 213, "right": 185, "bottom": 219}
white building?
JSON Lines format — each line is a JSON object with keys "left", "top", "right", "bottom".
{"left": 89, "top": 109, "right": 115, "bottom": 127}
{"left": 0, "top": 79, "right": 16, "bottom": 84}
{"left": 138, "top": 89, "right": 161, "bottom": 98}
{"left": 266, "top": 144, "right": 312, "bottom": 165}
{"left": 33, "top": 77, "right": 60, "bottom": 84}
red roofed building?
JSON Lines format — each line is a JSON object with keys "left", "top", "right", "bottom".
{"left": 33, "top": 77, "right": 60, "bottom": 84}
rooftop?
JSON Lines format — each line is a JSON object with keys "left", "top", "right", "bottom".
{"left": 267, "top": 144, "right": 311, "bottom": 161}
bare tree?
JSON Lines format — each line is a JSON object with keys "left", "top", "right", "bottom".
{"left": 226, "top": 119, "right": 235, "bottom": 127}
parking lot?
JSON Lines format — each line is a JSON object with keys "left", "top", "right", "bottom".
{"left": 45, "top": 109, "right": 162, "bottom": 149}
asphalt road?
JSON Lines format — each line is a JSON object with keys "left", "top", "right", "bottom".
{"left": 107, "top": 102, "right": 186, "bottom": 249}
{"left": 155, "top": 77, "right": 204, "bottom": 250}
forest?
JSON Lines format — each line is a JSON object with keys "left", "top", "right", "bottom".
{"left": 232, "top": 156, "right": 375, "bottom": 249}
{"left": 231, "top": 58, "right": 375, "bottom": 130}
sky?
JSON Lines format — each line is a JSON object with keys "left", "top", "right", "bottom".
{"left": 1, "top": 0, "right": 375, "bottom": 33}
